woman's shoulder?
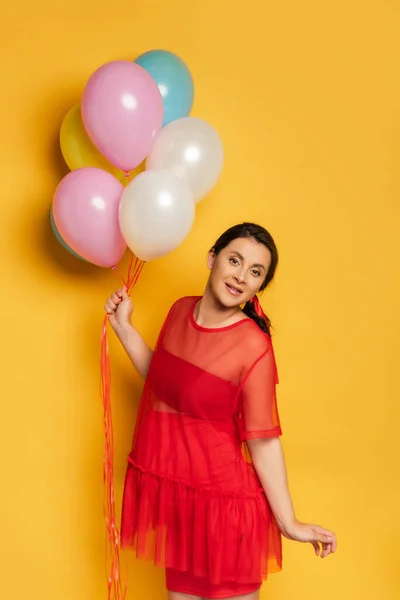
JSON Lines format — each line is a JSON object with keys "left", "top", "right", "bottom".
{"left": 165, "top": 295, "right": 198, "bottom": 319}
{"left": 169, "top": 295, "right": 198, "bottom": 310}
{"left": 157, "top": 296, "right": 196, "bottom": 340}
{"left": 236, "top": 317, "right": 273, "bottom": 354}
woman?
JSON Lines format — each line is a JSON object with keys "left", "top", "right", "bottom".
{"left": 104, "top": 222, "right": 337, "bottom": 600}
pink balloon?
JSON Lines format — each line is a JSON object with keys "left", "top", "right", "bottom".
{"left": 81, "top": 61, "right": 164, "bottom": 172}
{"left": 53, "top": 168, "right": 126, "bottom": 268}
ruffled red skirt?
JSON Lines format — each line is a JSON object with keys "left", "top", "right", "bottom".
{"left": 121, "top": 457, "right": 282, "bottom": 592}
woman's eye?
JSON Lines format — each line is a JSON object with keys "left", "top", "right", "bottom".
{"left": 229, "top": 258, "right": 239, "bottom": 265}
{"left": 251, "top": 270, "right": 261, "bottom": 277}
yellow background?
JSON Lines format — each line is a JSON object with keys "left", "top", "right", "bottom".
{"left": 1, "top": 1, "right": 399, "bottom": 599}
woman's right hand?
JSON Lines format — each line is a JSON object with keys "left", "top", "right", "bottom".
{"left": 104, "top": 288, "right": 134, "bottom": 331}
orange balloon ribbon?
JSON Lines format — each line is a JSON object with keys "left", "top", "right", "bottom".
{"left": 100, "top": 252, "right": 145, "bottom": 600}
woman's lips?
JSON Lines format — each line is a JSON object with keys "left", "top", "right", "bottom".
{"left": 225, "top": 283, "right": 243, "bottom": 296}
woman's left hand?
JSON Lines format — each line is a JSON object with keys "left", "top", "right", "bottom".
{"left": 282, "top": 519, "right": 337, "bottom": 558}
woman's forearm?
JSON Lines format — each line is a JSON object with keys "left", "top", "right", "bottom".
{"left": 247, "top": 437, "right": 296, "bottom": 535}
{"left": 113, "top": 322, "right": 153, "bottom": 380}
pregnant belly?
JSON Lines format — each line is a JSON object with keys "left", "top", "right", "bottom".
{"left": 131, "top": 409, "right": 263, "bottom": 495}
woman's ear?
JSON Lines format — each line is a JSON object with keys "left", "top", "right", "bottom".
{"left": 207, "top": 249, "right": 216, "bottom": 271}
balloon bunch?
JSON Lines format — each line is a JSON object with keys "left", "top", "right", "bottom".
{"left": 51, "top": 50, "right": 223, "bottom": 600}
{"left": 52, "top": 50, "right": 223, "bottom": 267}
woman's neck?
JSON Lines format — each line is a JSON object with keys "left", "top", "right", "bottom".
{"left": 194, "top": 286, "right": 245, "bottom": 329}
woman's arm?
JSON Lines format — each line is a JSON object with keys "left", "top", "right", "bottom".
{"left": 105, "top": 288, "right": 153, "bottom": 380}
{"left": 113, "top": 321, "right": 153, "bottom": 380}
{"left": 248, "top": 436, "right": 337, "bottom": 558}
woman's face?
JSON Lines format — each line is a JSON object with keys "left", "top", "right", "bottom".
{"left": 207, "top": 237, "right": 272, "bottom": 307}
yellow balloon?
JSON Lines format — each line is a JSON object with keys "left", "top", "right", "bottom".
{"left": 60, "top": 104, "right": 128, "bottom": 183}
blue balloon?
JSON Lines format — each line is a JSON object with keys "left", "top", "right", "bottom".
{"left": 50, "top": 208, "right": 87, "bottom": 261}
{"left": 135, "top": 50, "right": 194, "bottom": 126}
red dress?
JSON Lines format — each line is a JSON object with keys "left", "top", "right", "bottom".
{"left": 121, "top": 296, "right": 283, "bottom": 598}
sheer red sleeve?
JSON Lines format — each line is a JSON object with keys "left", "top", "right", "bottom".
{"left": 239, "top": 346, "right": 282, "bottom": 441}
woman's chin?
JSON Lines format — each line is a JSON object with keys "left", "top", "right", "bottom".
{"left": 215, "top": 285, "right": 247, "bottom": 308}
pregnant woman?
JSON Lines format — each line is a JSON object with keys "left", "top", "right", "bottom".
{"left": 104, "top": 222, "right": 337, "bottom": 600}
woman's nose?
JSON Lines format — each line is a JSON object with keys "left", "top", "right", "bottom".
{"left": 234, "top": 273, "right": 245, "bottom": 284}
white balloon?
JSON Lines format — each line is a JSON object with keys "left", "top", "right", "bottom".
{"left": 146, "top": 116, "right": 224, "bottom": 203}
{"left": 119, "top": 169, "right": 195, "bottom": 261}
